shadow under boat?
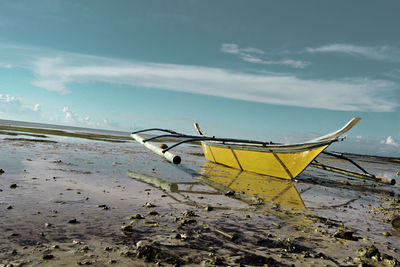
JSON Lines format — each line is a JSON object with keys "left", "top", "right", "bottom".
{"left": 127, "top": 161, "right": 305, "bottom": 209}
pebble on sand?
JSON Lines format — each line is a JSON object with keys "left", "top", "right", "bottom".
{"left": 121, "top": 224, "right": 133, "bottom": 232}
{"left": 382, "top": 231, "right": 391, "bottom": 237}
{"left": 147, "top": 210, "right": 159, "bottom": 216}
{"left": 143, "top": 202, "right": 156, "bottom": 208}
{"left": 392, "top": 217, "right": 400, "bottom": 230}
{"left": 332, "top": 229, "right": 358, "bottom": 241}
{"left": 130, "top": 214, "right": 144, "bottom": 220}
{"left": 79, "top": 245, "right": 90, "bottom": 252}
{"left": 42, "top": 254, "right": 54, "bottom": 260}
{"left": 182, "top": 210, "right": 196, "bottom": 217}
{"left": 68, "top": 218, "right": 78, "bottom": 224}
{"left": 98, "top": 204, "right": 109, "bottom": 210}
{"left": 204, "top": 205, "right": 213, "bottom": 211}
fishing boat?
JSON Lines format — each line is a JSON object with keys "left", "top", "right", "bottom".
{"left": 131, "top": 118, "right": 363, "bottom": 180}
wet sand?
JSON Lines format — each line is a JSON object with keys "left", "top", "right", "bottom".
{"left": 0, "top": 128, "right": 399, "bottom": 266}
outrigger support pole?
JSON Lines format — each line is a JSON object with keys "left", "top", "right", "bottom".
{"left": 321, "top": 151, "right": 372, "bottom": 176}
{"left": 133, "top": 129, "right": 275, "bottom": 146}
{"left": 310, "top": 162, "right": 395, "bottom": 185}
{"left": 143, "top": 134, "right": 200, "bottom": 143}
{"left": 131, "top": 128, "right": 272, "bottom": 165}
{"left": 132, "top": 128, "right": 180, "bottom": 135}
{"left": 312, "top": 152, "right": 396, "bottom": 185}
{"left": 162, "top": 137, "right": 216, "bottom": 153}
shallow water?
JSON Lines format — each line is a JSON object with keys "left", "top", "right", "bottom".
{"left": 1, "top": 127, "right": 399, "bottom": 266}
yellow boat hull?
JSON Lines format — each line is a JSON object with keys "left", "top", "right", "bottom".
{"left": 201, "top": 141, "right": 329, "bottom": 180}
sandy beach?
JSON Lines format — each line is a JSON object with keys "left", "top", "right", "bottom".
{"left": 1, "top": 126, "right": 399, "bottom": 266}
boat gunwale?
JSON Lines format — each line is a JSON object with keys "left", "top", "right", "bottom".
{"left": 202, "top": 138, "right": 337, "bottom": 153}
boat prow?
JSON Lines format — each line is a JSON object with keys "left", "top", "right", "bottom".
{"left": 308, "top": 117, "right": 361, "bottom": 142}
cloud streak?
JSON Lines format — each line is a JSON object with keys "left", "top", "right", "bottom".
{"left": 306, "top": 44, "right": 397, "bottom": 61}
{"left": 0, "top": 94, "right": 18, "bottom": 103}
{"left": 0, "top": 63, "right": 12, "bottom": 68}
{"left": 221, "top": 43, "right": 309, "bottom": 69}
{"left": 27, "top": 53, "right": 398, "bottom": 112}
{"left": 1, "top": 44, "right": 398, "bottom": 113}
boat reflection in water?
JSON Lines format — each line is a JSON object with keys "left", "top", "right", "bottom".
{"left": 200, "top": 162, "right": 305, "bottom": 209}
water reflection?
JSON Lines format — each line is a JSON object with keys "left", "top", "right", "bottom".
{"left": 200, "top": 162, "right": 305, "bottom": 209}
{"left": 127, "top": 161, "right": 305, "bottom": 209}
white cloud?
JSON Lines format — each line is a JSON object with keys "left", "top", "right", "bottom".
{"left": 102, "top": 118, "right": 121, "bottom": 129}
{"left": 221, "top": 43, "right": 309, "bottom": 69}
{"left": 31, "top": 79, "right": 67, "bottom": 94}
{"left": 0, "top": 94, "right": 41, "bottom": 113}
{"left": 386, "top": 69, "right": 400, "bottom": 80}
{"left": 241, "top": 47, "right": 265, "bottom": 55}
{"left": 30, "top": 57, "right": 69, "bottom": 93}
{"left": 1, "top": 43, "right": 399, "bottom": 113}
{"left": 306, "top": 44, "right": 396, "bottom": 61}
{"left": 0, "top": 63, "right": 12, "bottom": 69}
{"left": 33, "top": 103, "right": 40, "bottom": 112}
{"left": 0, "top": 94, "right": 17, "bottom": 103}
{"left": 59, "top": 106, "right": 121, "bottom": 130}
{"left": 221, "top": 43, "right": 240, "bottom": 54}
{"left": 0, "top": 93, "right": 39, "bottom": 115}
{"left": 28, "top": 54, "right": 398, "bottom": 112}
{"left": 61, "top": 106, "right": 110, "bottom": 129}
{"left": 61, "top": 106, "right": 89, "bottom": 124}
{"left": 381, "top": 136, "right": 399, "bottom": 147}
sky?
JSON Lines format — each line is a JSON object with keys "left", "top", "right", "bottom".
{"left": 0, "top": 0, "right": 399, "bottom": 157}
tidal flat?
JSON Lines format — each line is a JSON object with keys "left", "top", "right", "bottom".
{"left": 0, "top": 126, "right": 399, "bottom": 266}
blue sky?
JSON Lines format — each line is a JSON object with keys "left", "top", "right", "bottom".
{"left": 0, "top": 1, "right": 399, "bottom": 156}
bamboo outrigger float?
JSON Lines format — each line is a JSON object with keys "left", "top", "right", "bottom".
{"left": 131, "top": 118, "right": 396, "bottom": 185}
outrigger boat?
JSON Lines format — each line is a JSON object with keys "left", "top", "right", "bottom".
{"left": 131, "top": 118, "right": 395, "bottom": 184}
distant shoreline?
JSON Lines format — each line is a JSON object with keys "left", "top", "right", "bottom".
{"left": 0, "top": 118, "right": 130, "bottom": 137}
{"left": 1, "top": 118, "right": 399, "bottom": 161}
{"left": 0, "top": 121, "right": 132, "bottom": 143}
